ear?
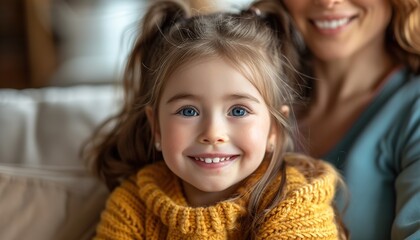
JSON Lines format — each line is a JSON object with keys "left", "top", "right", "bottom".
{"left": 280, "top": 105, "right": 290, "bottom": 118}
{"left": 145, "top": 106, "right": 161, "bottom": 146}
{"left": 266, "top": 121, "right": 277, "bottom": 153}
{"left": 266, "top": 105, "right": 290, "bottom": 153}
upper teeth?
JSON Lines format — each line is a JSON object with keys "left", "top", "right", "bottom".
{"left": 195, "top": 157, "right": 231, "bottom": 163}
{"left": 314, "top": 18, "right": 350, "bottom": 29}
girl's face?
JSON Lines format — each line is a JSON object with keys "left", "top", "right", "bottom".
{"left": 153, "top": 57, "right": 275, "bottom": 202}
{"left": 283, "top": 0, "right": 392, "bottom": 61}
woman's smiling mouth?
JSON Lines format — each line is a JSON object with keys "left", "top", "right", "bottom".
{"left": 310, "top": 15, "right": 358, "bottom": 33}
{"left": 313, "top": 18, "right": 351, "bottom": 29}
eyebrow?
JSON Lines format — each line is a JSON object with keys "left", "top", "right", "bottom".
{"left": 229, "top": 93, "right": 261, "bottom": 103}
{"left": 166, "top": 93, "right": 261, "bottom": 104}
{"left": 166, "top": 94, "right": 198, "bottom": 104}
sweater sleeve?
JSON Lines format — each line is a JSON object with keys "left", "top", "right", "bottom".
{"left": 93, "top": 177, "right": 145, "bottom": 240}
{"left": 392, "top": 97, "right": 420, "bottom": 240}
{"left": 256, "top": 166, "right": 340, "bottom": 240}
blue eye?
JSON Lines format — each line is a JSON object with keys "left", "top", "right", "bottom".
{"left": 229, "top": 106, "right": 248, "bottom": 117}
{"left": 177, "top": 107, "right": 199, "bottom": 117}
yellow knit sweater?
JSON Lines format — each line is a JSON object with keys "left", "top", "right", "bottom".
{"left": 93, "top": 155, "right": 341, "bottom": 239}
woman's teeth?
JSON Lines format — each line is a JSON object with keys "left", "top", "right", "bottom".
{"left": 314, "top": 18, "right": 350, "bottom": 29}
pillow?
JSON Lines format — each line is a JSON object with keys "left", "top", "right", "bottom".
{"left": 0, "top": 84, "right": 121, "bottom": 240}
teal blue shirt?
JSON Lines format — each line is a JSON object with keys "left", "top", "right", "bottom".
{"left": 324, "top": 67, "right": 420, "bottom": 240}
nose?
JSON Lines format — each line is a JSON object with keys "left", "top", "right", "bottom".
{"left": 198, "top": 117, "right": 229, "bottom": 145}
{"left": 314, "top": 0, "right": 343, "bottom": 8}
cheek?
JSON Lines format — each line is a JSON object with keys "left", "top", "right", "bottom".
{"left": 282, "top": 2, "right": 306, "bottom": 26}
{"left": 159, "top": 119, "right": 194, "bottom": 154}
{"left": 282, "top": 1, "right": 306, "bottom": 12}
{"left": 233, "top": 119, "right": 271, "bottom": 151}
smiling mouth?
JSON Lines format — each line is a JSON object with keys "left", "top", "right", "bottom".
{"left": 312, "top": 16, "right": 357, "bottom": 30}
{"left": 191, "top": 156, "right": 238, "bottom": 164}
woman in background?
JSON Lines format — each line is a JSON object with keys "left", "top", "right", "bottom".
{"left": 281, "top": 0, "right": 420, "bottom": 239}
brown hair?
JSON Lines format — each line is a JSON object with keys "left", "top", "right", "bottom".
{"left": 82, "top": 0, "right": 326, "bottom": 238}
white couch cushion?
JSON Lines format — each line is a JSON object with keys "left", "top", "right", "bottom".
{"left": 0, "top": 84, "right": 121, "bottom": 240}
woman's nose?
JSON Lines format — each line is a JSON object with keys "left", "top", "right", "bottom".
{"left": 198, "top": 117, "right": 229, "bottom": 145}
{"left": 314, "top": 0, "right": 344, "bottom": 8}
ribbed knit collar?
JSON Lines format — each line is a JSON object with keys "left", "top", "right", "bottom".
{"left": 136, "top": 161, "right": 257, "bottom": 235}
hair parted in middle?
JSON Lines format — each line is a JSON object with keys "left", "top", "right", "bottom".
{"left": 85, "top": 0, "right": 305, "bottom": 237}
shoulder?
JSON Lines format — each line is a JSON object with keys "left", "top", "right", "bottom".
{"left": 390, "top": 68, "right": 420, "bottom": 99}
{"left": 283, "top": 153, "right": 340, "bottom": 200}
{"left": 104, "top": 175, "right": 143, "bottom": 218}
{"left": 271, "top": 153, "right": 340, "bottom": 214}
{"left": 256, "top": 154, "right": 341, "bottom": 239}
{"left": 104, "top": 162, "right": 171, "bottom": 214}
{"left": 94, "top": 175, "right": 145, "bottom": 238}
{"left": 400, "top": 71, "right": 420, "bottom": 119}
{"left": 95, "top": 163, "right": 173, "bottom": 238}
{"left": 407, "top": 70, "right": 420, "bottom": 86}
{"left": 402, "top": 70, "right": 420, "bottom": 96}
{"left": 388, "top": 70, "right": 420, "bottom": 167}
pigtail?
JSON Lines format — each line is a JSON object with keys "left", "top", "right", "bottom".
{"left": 252, "top": 0, "right": 308, "bottom": 145}
{"left": 252, "top": 0, "right": 314, "bottom": 103}
{"left": 247, "top": 0, "right": 307, "bottom": 150}
{"left": 82, "top": 0, "right": 191, "bottom": 190}
{"left": 125, "top": 0, "right": 191, "bottom": 109}
{"left": 250, "top": 0, "right": 304, "bottom": 84}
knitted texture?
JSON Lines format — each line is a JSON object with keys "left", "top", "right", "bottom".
{"left": 93, "top": 155, "right": 340, "bottom": 239}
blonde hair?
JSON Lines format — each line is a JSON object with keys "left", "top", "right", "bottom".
{"left": 83, "top": 0, "right": 320, "bottom": 238}
{"left": 389, "top": 0, "right": 420, "bottom": 72}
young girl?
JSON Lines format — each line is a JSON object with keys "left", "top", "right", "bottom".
{"left": 85, "top": 0, "right": 346, "bottom": 239}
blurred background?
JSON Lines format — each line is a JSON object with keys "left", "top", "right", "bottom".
{"left": 0, "top": 0, "right": 253, "bottom": 89}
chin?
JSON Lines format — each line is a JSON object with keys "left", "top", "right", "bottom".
{"left": 313, "top": 51, "right": 352, "bottom": 62}
{"left": 195, "top": 184, "right": 231, "bottom": 193}
{"left": 310, "top": 45, "right": 355, "bottom": 62}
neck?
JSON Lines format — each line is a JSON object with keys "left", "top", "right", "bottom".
{"left": 182, "top": 181, "right": 239, "bottom": 207}
{"left": 312, "top": 38, "right": 396, "bottom": 107}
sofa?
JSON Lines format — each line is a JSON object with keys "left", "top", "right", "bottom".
{"left": 0, "top": 84, "right": 121, "bottom": 240}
